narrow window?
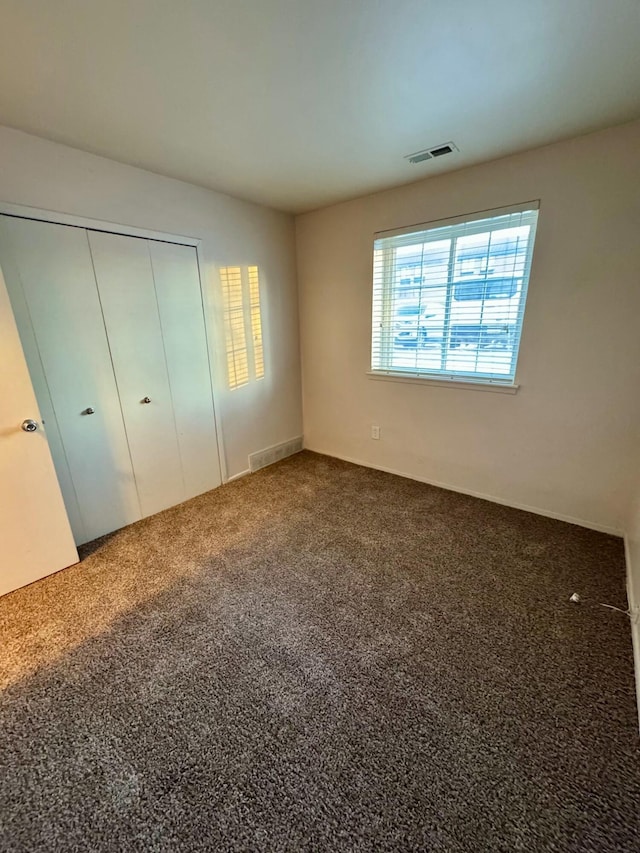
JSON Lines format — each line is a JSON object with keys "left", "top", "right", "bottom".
{"left": 220, "top": 265, "right": 265, "bottom": 389}
{"left": 248, "top": 266, "right": 264, "bottom": 380}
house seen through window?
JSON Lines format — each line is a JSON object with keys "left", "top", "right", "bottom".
{"left": 371, "top": 203, "right": 539, "bottom": 385}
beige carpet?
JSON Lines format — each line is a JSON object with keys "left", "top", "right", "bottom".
{"left": 0, "top": 450, "right": 638, "bottom": 851}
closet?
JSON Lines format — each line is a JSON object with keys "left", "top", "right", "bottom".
{"left": 0, "top": 215, "right": 221, "bottom": 545}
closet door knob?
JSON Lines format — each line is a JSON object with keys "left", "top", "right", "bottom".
{"left": 83, "top": 407, "right": 95, "bottom": 415}
{"left": 141, "top": 397, "right": 151, "bottom": 404}
{"left": 21, "top": 419, "right": 39, "bottom": 432}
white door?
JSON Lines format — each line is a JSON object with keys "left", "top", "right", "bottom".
{"left": 0, "top": 263, "right": 78, "bottom": 597}
{"left": 149, "top": 241, "right": 222, "bottom": 499}
{"left": 88, "top": 231, "right": 185, "bottom": 518}
{"left": 0, "top": 216, "right": 142, "bottom": 544}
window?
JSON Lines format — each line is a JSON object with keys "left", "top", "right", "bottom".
{"left": 371, "top": 202, "right": 539, "bottom": 386}
{"left": 220, "top": 265, "right": 265, "bottom": 390}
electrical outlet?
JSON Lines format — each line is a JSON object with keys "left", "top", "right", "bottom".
{"left": 371, "top": 425, "right": 380, "bottom": 440}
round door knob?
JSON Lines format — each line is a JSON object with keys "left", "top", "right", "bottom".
{"left": 83, "top": 407, "right": 95, "bottom": 415}
{"left": 21, "top": 419, "right": 39, "bottom": 432}
{"left": 141, "top": 397, "right": 151, "bottom": 404}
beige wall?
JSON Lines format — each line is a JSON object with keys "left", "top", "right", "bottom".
{"left": 628, "top": 498, "right": 640, "bottom": 611}
{"left": 0, "top": 126, "right": 302, "bottom": 479}
{"left": 628, "top": 494, "right": 640, "bottom": 597}
{"left": 626, "top": 486, "right": 640, "bottom": 726}
{"left": 296, "top": 120, "right": 640, "bottom": 533}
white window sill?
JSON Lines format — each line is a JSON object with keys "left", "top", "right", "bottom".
{"left": 367, "top": 370, "right": 519, "bottom": 394}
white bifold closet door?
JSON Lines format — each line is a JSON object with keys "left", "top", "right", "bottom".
{"left": 147, "top": 240, "right": 220, "bottom": 500}
{"left": 88, "top": 231, "right": 185, "bottom": 519}
{"left": 0, "top": 215, "right": 220, "bottom": 546}
{"left": 87, "top": 231, "right": 219, "bottom": 518}
{"left": 0, "top": 216, "right": 141, "bottom": 544}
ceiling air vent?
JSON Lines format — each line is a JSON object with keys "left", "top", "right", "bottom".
{"left": 405, "top": 142, "right": 458, "bottom": 164}
{"left": 406, "top": 150, "right": 432, "bottom": 164}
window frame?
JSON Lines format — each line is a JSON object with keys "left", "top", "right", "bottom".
{"left": 370, "top": 201, "right": 539, "bottom": 390}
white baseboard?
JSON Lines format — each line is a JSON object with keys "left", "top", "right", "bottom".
{"left": 305, "top": 445, "right": 623, "bottom": 537}
{"left": 225, "top": 468, "right": 250, "bottom": 483}
{"left": 623, "top": 535, "right": 640, "bottom": 733}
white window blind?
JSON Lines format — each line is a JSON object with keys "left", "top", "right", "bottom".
{"left": 371, "top": 202, "right": 539, "bottom": 386}
{"left": 220, "top": 265, "right": 265, "bottom": 390}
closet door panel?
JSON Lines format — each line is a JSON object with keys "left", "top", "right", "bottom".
{"left": 0, "top": 216, "right": 141, "bottom": 543}
{"left": 149, "top": 241, "right": 221, "bottom": 499}
{"left": 88, "top": 231, "right": 184, "bottom": 518}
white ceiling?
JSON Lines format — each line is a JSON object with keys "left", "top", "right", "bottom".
{"left": 0, "top": 0, "right": 639, "bottom": 213}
